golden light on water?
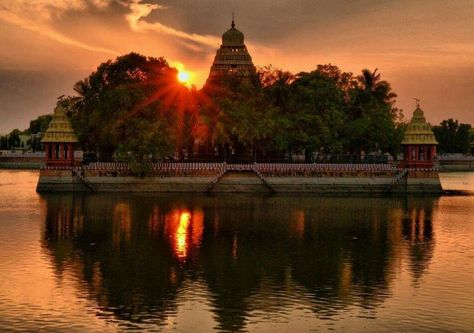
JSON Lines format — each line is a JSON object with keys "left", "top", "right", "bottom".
{"left": 176, "top": 211, "right": 191, "bottom": 260}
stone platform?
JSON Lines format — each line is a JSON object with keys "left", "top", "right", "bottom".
{"left": 36, "top": 163, "right": 443, "bottom": 195}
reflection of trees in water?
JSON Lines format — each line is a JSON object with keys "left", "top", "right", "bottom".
{"left": 42, "top": 195, "right": 187, "bottom": 327}
{"left": 41, "top": 194, "right": 437, "bottom": 332}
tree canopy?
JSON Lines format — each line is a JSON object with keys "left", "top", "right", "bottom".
{"left": 28, "top": 53, "right": 410, "bottom": 163}
{"left": 433, "top": 119, "right": 472, "bottom": 154}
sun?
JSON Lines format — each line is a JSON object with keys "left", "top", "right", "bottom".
{"left": 177, "top": 71, "right": 191, "bottom": 85}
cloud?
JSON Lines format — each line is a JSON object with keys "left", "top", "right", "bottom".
{"left": 0, "top": 0, "right": 119, "bottom": 55}
{"left": 124, "top": 0, "right": 220, "bottom": 48}
{"left": 0, "top": 0, "right": 275, "bottom": 65}
{"left": 0, "top": 0, "right": 222, "bottom": 55}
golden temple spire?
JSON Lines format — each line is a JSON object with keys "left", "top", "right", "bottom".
{"left": 41, "top": 104, "right": 78, "bottom": 143}
{"left": 401, "top": 104, "right": 438, "bottom": 145}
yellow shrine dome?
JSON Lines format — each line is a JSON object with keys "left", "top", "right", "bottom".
{"left": 401, "top": 106, "right": 438, "bottom": 145}
{"left": 42, "top": 105, "right": 78, "bottom": 143}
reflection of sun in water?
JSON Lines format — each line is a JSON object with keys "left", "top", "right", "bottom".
{"left": 177, "top": 71, "right": 190, "bottom": 85}
{"left": 176, "top": 212, "right": 191, "bottom": 260}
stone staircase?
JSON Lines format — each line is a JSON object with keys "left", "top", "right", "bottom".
{"left": 72, "top": 167, "right": 96, "bottom": 192}
{"left": 206, "top": 165, "right": 228, "bottom": 193}
{"left": 385, "top": 169, "right": 408, "bottom": 193}
{"left": 206, "top": 163, "right": 275, "bottom": 194}
{"left": 253, "top": 168, "right": 276, "bottom": 194}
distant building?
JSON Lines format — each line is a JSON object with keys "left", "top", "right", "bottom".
{"left": 208, "top": 17, "right": 256, "bottom": 79}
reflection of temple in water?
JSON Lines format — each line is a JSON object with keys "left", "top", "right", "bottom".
{"left": 41, "top": 194, "right": 437, "bottom": 331}
{"left": 402, "top": 201, "right": 435, "bottom": 284}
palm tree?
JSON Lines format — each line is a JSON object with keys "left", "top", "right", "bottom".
{"left": 357, "top": 68, "right": 396, "bottom": 104}
{"left": 71, "top": 78, "right": 90, "bottom": 109}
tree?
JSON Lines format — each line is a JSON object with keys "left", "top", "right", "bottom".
{"left": 201, "top": 70, "right": 277, "bottom": 161}
{"left": 24, "top": 54, "right": 407, "bottom": 164}
{"left": 288, "top": 69, "right": 346, "bottom": 160}
{"left": 27, "top": 114, "right": 52, "bottom": 134}
{"left": 433, "top": 119, "right": 472, "bottom": 154}
{"left": 0, "top": 135, "right": 8, "bottom": 150}
{"left": 7, "top": 129, "right": 21, "bottom": 149}
{"left": 63, "top": 53, "right": 179, "bottom": 162}
{"left": 344, "top": 68, "right": 401, "bottom": 156}
{"left": 355, "top": 68, "right": 397, "bottom": 105}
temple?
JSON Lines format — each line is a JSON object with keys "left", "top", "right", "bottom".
{"left": 36, "top": 20, "right": 442, "bottom": 194}
{"left": 41, "top": 104, "right": 78, "bottom": 167}
{"left": 208, "top": 17, "right": 256, "bottom": 79}
{"left": 401, "top": 103, "right": 438, "bottom": 168}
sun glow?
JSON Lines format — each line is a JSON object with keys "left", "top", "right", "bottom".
{"left": 172, "top": 61, "right": 196, "bottom": 87}
{"left": 177, "top": 71, "right": 191, "bottom": 85}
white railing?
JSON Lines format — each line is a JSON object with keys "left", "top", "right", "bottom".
{"left": 43, "top": 162, "right": 439, "bottom": 175}
{"left": 82, "top": 162, "right": 397, "bottom": 173}
{"left": 438, "top": 154, "right": 474, "bottom": 161}
{"left": 0, "top": 151, "right": 45, "bottom": 157}
{"left": 0, "top": 150, "right": 83, "bottom": 158}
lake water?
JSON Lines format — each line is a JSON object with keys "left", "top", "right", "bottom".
{"left": 0, "top": 170, "right": 473, "bottom": 332}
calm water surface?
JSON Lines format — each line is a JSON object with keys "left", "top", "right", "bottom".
{"left": 0, "top": 170, "right": 474, "bottom": 332}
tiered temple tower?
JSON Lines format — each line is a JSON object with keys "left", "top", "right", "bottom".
{"left": 401, "top": 103, "right": 438, "bottom": 168}
{"left": 42, "top": 105, "right": 78, "bottom": 167}
{"left": 208, "top": 17, "right": 256, "bottom": 79}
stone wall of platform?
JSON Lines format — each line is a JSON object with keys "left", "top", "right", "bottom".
{"left": 36, "top": 168, "right": 443, "bottom": 195}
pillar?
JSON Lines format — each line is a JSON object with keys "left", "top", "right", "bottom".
{"left": 59, "top": 143, "right": 64, "bottom": 160}
{"left": 68, "top": 143, "right": 74, "bottom": 165}
{"left": 55, "top": 144, "right": 60, "bottom": 160}
{"left": 44, "top": 143, "right": 50, "bottom": 163}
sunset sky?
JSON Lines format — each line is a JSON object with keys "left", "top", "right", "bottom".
{"left": 0, "top": 0, "right": 473, "bottom": 133}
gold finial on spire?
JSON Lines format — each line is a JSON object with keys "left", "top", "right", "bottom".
{"left": 231, "top": 12, "right": 235, "bottom": 29}
{"left": 413, "top": 97, "right": 421, "bottom": 109}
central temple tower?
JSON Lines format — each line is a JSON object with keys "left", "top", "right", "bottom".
{"left": 208, "top": 17, "right": 256, "bottom": 79}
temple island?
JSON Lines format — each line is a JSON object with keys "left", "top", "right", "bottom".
{"left": 37, "top": 20, "right": 442, "bottom": 195}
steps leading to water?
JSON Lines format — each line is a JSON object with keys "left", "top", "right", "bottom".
{"left": 72, "top": 167, "right": 96, "bottom": 192}
{"left": 385, "top": 169, "right": 409, "bottom": 193}
{"left": 206, "top": 164, "right": 276, "bottom": 194}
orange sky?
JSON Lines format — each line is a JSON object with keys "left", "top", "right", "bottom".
{"left": 0, "top": 0, "right": 473, "bottom": 133}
